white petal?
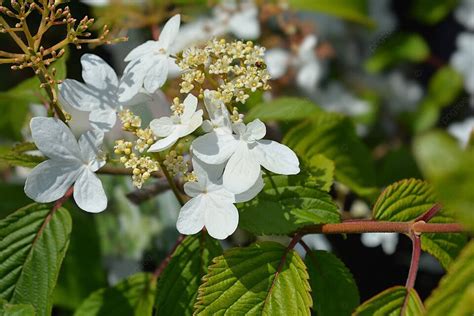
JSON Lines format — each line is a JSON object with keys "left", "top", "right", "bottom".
{"left": 73, "top": 169, "right": 107, "bottom": 213}
{"left": 30, "top": 117, "right": 82, "bottom": 162}
{"left": 299, "top": 35, "right": 318, "bottom": 61}
{"left": 297, "top": 61, "right": 321, "bottom": 91}
{"left": 192, "top": 132, "right": 238, "bottom": 164}
{"left": 381, "top": 233, "right": 399, "bottom": 255}
{"left": 81, "top": 54, "right": 119, "bottom": 90}
{"left": 143, "top": 56, "right": 168, "bottom": 93}
{"left": 234, "top": 173, "right": 264, "bottom": 203}
{"left": 59, "top": 79, "right": 106, "bottom": 112}
{"left": 159, "top": 14, "right": 181, "bottom": 51}
{"left": 183, "top": 181, "right": 204, "bottom": 198}
{"left": 78, "top": 129, "right": 105, "bottom": 171}
{"left": 253, "top": 140, "right": 300, "bottom": 175}
{"left": 245, "top": 119, "right": 266, "bottom": 141}
{"left": 191, "top": 157, "right": 225, "bottom": 186}
{"left": 181, "top": 93, "right": 198, "bottom": 121}
{"left": 180, "top": 111, "right": 203, "bottom": 137}
{"left": 204, "top": 197, "right": 239, "bottom": 239}
{"left": 223, "top": 142, "right": 261, "bottom": 194}
{"left": 265, "top": 49, "right": 290, "bottom": 79}
{"left": 118, "top": 58, "right": 150, "bottom": 103}
{"left": 176, "top": 195, "right": 205, "bottom": 235}
{"left": 361, "top": 233, "right": 382, "bottom": 247}
{"left": 25, "top": 160, "right": 82, "bottom": 203}
{"left": 89, "top": 109, "right": 117, "bottom": 132}
{"left": 229, "top": 7, "right": 260, "bottom": 40}
{"left": 150, "top": 116, "right": 175, "bottom": 137}
{"left": 124, "top": 41, "right": 157, "bottom": 62}
{"left": 148, "top": 129, "right": 181, "bottom": 152}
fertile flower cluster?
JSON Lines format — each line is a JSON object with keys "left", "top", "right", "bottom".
{"left": 177, "top": 39, "right": 271, "bottom": 104}
{"left": 25, "top": 14, "right": 300, "bottom": 239}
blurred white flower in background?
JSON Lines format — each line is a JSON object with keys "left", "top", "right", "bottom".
{"left": 265, "top": 35, "right": 323, "bottom": 91}
{"left": 361, "top": 233, "right": 399, "bottom": 255}
{"left": 448, "top": 117, "right": 474, "bottom": 148}
{"left": 215, "top": 0, "right": 260, "bottom": 40}
{"left": 24, "top": 117, "right": 107, "bottom": 213}
{"left": 385, "top": 72, "right": 423, "bottom": 113}
{"left": 316, "top": 83, "right": 371, "bottom": 117}
{"left": 451, "top": 32, "right": 474, "bottom": 96}
{"left": 455, "top": 0, "right": 474, "bottom": 30}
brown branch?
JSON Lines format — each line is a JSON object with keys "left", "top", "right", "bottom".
{"left": 97, "top": 165, "right": 163, "bottom": 178}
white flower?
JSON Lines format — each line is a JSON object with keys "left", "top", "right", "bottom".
{"left": 24, "top": 117, "right": 107, "bottom": 213}
{"left": 60, "top": 54, "right": 147, "bottom": 132}
{"left": 119, "top": 14, "right": 180, "bottom": 102}
{"left": 215, "top": 0, "right": 260, "bottom": 40}
{"left": 265, "top": 35, "right": 323, "bottom": 91}
{"left": 448, "top": 117, "right": 474, "bottom": 148}
{"left": 148, "top": 94, "right": 203, "bottom": 152}
{"left": 192, "top": 118, "right": 300, "bottom": 194}
{"left": 177, "top": 158, "right": 263, "bottom": 239}
{"left": 316, "top": 82, "right": 370, "bottom": 117}
{"left": 451, "top": 32, "right": 474, "bottom": 95}
{"left": 201, "top": 90, "right": 233, "bottom": 135}
{"left": 385, "top": 72, "right": 423, "bottom": 113}
{"left": 455, "top": 0, "right": 474, "bottom": 30}
{"left": 361, "top": 233, "right": 399, "bottom": 255}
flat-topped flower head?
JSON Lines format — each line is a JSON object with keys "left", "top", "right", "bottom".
{"left": 59, "top": 54, "right": 147, "bottom": 132}
{"left": 24, "top": 117, "right": 107, "bottom": 213}
{"left": 148, "top": 93, "right": 203, "bottom": 152}
{"left": 119, "top": 14, "right": 181, "bottom": 102}
{"left": 192, "top": 118, "right": 300, "bottom": 194}
{"left": 177, "top": 158, "right": 263, "bottom": 239}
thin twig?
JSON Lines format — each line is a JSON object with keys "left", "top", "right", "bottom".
{"left": 152, "top": 234, "right": 185, "bottom": 281}
{"left": 416, "top": 203, "right": 442, "bottom": 222}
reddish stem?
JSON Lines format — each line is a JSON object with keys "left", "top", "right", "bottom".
{"left": 152, "top": 234, "right": 185, "bottom": 280}
{"left": 405, "top": 234, "right": 421, "bottom": 289}
{"left": 416, "top": 203, "right": 442, "bottom": 222}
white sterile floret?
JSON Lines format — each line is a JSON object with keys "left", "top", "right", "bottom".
{"left": 119, "top": 15, "right": 181, "bottom": 102}
{"left": 59, "top": 54, "right": 147, "bottom": 132}
{"left": 192, "top": 118, "right": 300, "bottom": 194}
{"left": 448, "top": 117, "right": 474, "bottom": 148}
{"left": 451, "top": 32, "right": 474, "bottom": 95}
{"left": 201, "top": 89, "right": 233, "bottom": 135}
{"left": 148, "top": 94, "right": 203, "bottom": 152}
{"left": 24, "top": 117, "right": 107, "bottom": 213}
{"left": 361, "top": 233, "right": 399, "bottom": 255}
{"left": 214, "top": 0, "right": 260, "bottom": 40}
{"left": 177, "top": 158, "right": 263, "bottom": 239}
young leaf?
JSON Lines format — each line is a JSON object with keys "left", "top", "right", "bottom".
{"left": 0, "top": 299, "right": 35, "bottom": 316}
{"left": 289, "top": 0, "right": 374, "bottom": 27}
{"left": 74, "top": 273, "right": 156, "bottom": 316}
{"left": 154, "top": 233, "right": 223, "bottom": 316}
{"left": 238, "top": 172, "right": 340, "bottom": 235}
{"left": 245, "top": 97, "right": 320, "bottom": 122}
{"left": 284, "top": 112, "right": 378, "bottom": 199}
{"left": 354, "top": 286, "right": 424, "bottom": 315}
{"left": 305, "top": 250, "right": 359, "bottom": 316}
{"left": 365, "top": 33, "right": 430, "bottom": 73}
{"left": 372, "top": 179, "right": 467, "bottom": 269}
{"left": 0, "top": 203, "right": 72, "bottom": 316}
{"left": 410, "top": 0, "right": 459, "bottom": 25}
{"left": 194, "top": 242, "right": 312, "bottom": 315}
{"left": 0, "top": 151, "right": 45, "bottom": 168}
{"left": 425, "top": 241, "right": 474, "bottom": 316}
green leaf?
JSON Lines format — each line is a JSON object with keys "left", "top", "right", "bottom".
{"left": 305, "top": 250, "right": 359, "bottom": 316}
{"left": 413, "top": 131, "right": 474, "bottom": 232}
{"left": 74, "top": 273, "right": 156, "bottom": 316}
{"left": 154, "top": 233, "right": 222, "bottom": 316}
{"left": 0, "top": 151, "right": 45, "bottom": 168}
{"left": 354, "top": 286, "right": 424, "bottom": 315}
{"left": 0, "top": 299, "right": 35, "bottom": 316}
{"left": 306, "top": 154, "right": 335, "bottom": 192}
{"left": 376, "top": 146, "right": 422, "bottom": 187}
{"left": 284, "top": 112, "right": 378, "bottom": 199}
{"left": 238, "top": 172, "right": 340, "bottom": 235}
{"left": 53, "top": 205, "right": 107, "bottom": 310}
{"left": 0, "top": 203, "right": 72, "bottom": 316}
{"left": 365, "top": 33, "right": 430, "bottom": 73}
{"left": 411, "top": 0, "right": 459, "bottom": 25}
{"left": 195, "top": 241, "right": 312, "bottom": 315}
{"left": 289, "top": 0, "right": 374, "bottom": 27}
{"left": 425, "top": 241, "right": 474, "bottom": 316}
{"left": 372, "top": 179, "right": 467, "bottom": 269}
{"left": 245, "top": 97, "right": 320, "bottom": 122}
{"left": 413, "top": 67, "right": 463, "bottom": 132}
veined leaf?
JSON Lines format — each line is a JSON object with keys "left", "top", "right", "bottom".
{"left": 354, "top": 286, "right": 424, "bottom": 315}
{"left": 0, "top": 203, "right": 72, "bottom": 316}
{"left": 284, "top": 111, "right": 378, "bottom": 199}
{"left": 372, "top": 179, "right": 467, "bottom": 269}
{"left": 245, "top": 97, "right": 320, "bottom": 122}
{"left": 425, "top": 241, "right": 474, "bottom": 316}
{"left": 74, "top": 273, "right": 156, "bottom": 316}
{"left": 365, "top": 33, "right": 430, "bottom": 73}
{"left": 238, "top": 172, "right": 340, "bottom": 235}
{"left": 305, "top": 250, "right": 359, "bottom": 316}
{"left": 195, "top": 241, "right": 312, "bottom": 315}
{"left": 289, "top": 0, "right": 374, "bottom": 27}
{"left": 154, "top": 233, "right": 222, "bottom": 316}
{"left": 0, "top": 299, "right": 35, "bottom": 316}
